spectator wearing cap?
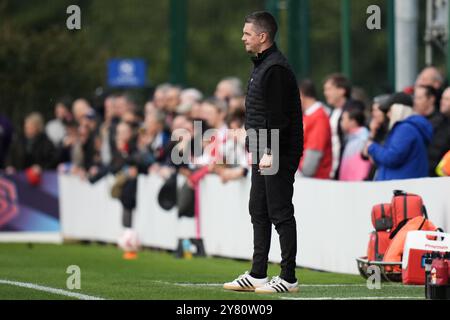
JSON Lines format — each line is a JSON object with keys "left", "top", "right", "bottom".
{"left": 363, "top": 94, "right": 390, "bottom": 180}
{"left": 375, "top": 92, "right": 414, "bottom": 131}
{"left": 298, "top": 79, "right": 332, "bottom": 179}
{"left": 364, "top": 97, "right": 433, "bottom": 181}
{"left": 414, "top": 85, "right": 450, "bottom": 176}
{"left": 369, "top": 94, "right": 390, "bottom": 144}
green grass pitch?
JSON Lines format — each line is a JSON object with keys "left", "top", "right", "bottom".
{"left": 0, "top": 243, "right": 424, "bottom": 300}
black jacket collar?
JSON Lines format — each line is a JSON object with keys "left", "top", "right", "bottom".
{"left": 251, "top": 43, "right": 278, "bottom": 66}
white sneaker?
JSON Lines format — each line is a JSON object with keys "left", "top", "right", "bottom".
{"left": 223, "top": 271, "right": 269, "bottom": 292}
{"left": 254, "top": 276, "right": 299, "bottom": 293}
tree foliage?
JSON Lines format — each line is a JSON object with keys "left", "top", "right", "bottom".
{"left": 0, "top": 0, "right": 431, "bottom": 128}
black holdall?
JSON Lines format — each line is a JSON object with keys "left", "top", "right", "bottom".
{"left": 158, "top": 173, "right": 177, "bottom": 211}
{"left": 177, "top": 181, "right": 195, "bottom": 218}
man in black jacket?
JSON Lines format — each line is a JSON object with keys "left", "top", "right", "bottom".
{"left": 6, "top": 113, "right": 57, "bottom": 173}
{"left": 223, "top": 11, "right": 303, "bottom": 294}
{"left": 414, "top": 85, "right": 450, "bottom": 176}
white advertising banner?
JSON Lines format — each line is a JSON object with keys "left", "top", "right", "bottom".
{"left": 59, "top": 173, "right": 450, "bottom": 275}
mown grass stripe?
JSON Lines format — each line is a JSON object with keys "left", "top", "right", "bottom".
{"left": 0, "top": 279, "right": 105, "bottom": 300}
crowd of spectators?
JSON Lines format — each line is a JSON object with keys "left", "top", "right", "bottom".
{"left": 2, "top": 68, "right": 450, "bottom": 257}
{"left": 2, "top": 68, "right": 450, "bottom": 185}
{"left": 299, "top": 67, "right": 450, "bottom": 181}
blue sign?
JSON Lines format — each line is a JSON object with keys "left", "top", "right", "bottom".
{"left": 108, "top": 59, "right": 147, "bottom": 87}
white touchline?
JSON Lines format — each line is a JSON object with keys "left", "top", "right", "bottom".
{"left": 282, "top": 296, "right": 422, "bottom": 300}
{"left": 0, "top": 279, "right": 105, "bottom": 300}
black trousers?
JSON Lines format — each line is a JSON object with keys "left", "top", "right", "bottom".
{"left": 120, "top": 178, "right": 137, "bottom": 228}
{"left": 122, "top": 208, "right": 133, "bottom": 228}
{"left": 249, "top": 154, "right": 299, "bottom": 282}
{"left": 120, "top": 178, "right": 137, "bottom": 211}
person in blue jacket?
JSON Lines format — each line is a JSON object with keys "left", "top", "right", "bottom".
{"left": 365, "top": 103, "right": 433, "bottom": 181}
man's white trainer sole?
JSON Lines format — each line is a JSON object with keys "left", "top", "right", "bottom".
{"left": 223, "top": 284, "right": 256, "bottom": 292}
{"left": 255, "top": 287, "right": 299, "bottom": 294}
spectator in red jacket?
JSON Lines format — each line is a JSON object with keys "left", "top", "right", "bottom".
{"left": 298, "top": 79, "right": 332, "bottom": 179}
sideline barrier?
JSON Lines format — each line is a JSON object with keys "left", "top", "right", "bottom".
{"left": 200, "top": 175, "right": 450, "bottom": 274}
{"left": 59, "top": 174, "right": 195, "bottom": 249}
{"left": 59, "top": 173, "right": 450, "bottom": 275}
{"left": 0, "top": 172, "right": 61, "bottom": 243}
{"left": 59, "top": 175, "right": 122, "bottom": 243}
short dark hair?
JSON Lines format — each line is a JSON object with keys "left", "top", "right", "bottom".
{"left": 299, "top": 79, "right": 317, "bottom": 99}
{"left": 417, "top": 85, "right": 438, "bottom": 100}
{"left": 344, "top": 106, "right": 366, "bottom": 127}
{"left": 55, "top": 96, "right": 73, "bottom": 109}
{"left": 226, "top": 109, "right": 245, "bottom": 128}
{"left": 325, "top": 73, "right": 352, "bottom": 99}
{"left": 347, "top": 99, "right": 366, "bottom": 112}
{"left": 245, "top": 11, "right": 278, "bottom": 42}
